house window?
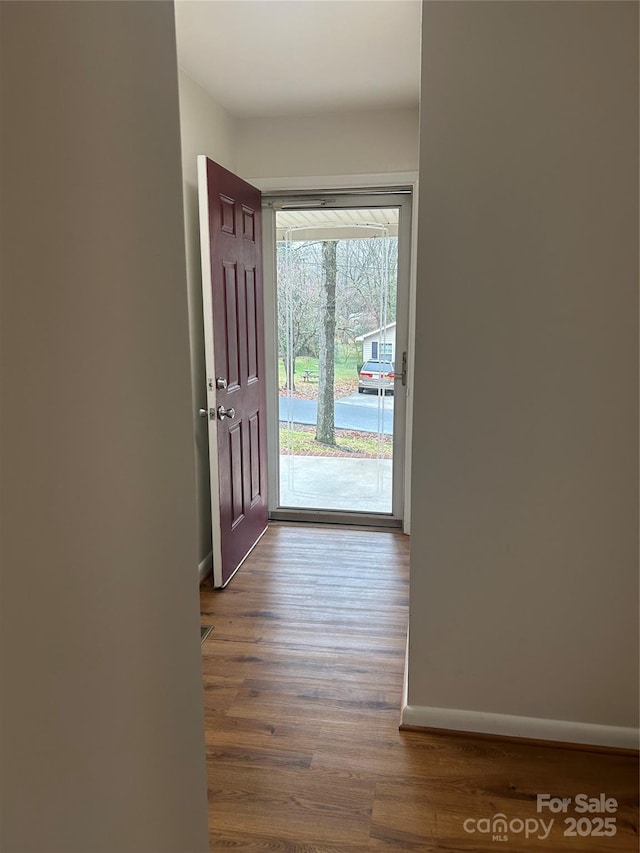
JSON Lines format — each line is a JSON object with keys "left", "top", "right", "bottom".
{"left": 371, "top": 341, "right": 392, "bottom": 360}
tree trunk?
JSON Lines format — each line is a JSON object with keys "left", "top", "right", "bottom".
{"left": 316, "top": 241, "right": 337, "bottom": 445}
{"left": 283, "top": 355, "right": 296, "bottom": 392}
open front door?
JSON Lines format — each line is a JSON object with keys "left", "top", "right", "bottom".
{"left": 197, "top": 157, "right": 268, "bottom": 587}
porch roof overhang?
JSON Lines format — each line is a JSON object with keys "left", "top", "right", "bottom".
{"left": 275, "top": 207, "right": 399, "bottom": 242}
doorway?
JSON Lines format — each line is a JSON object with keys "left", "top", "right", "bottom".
{"left": 262, "top": 192, "right": 412, "bottom": 526}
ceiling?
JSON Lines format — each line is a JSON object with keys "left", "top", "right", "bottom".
{"left": 174, "top": 0, "right": 421, "bottom": 119}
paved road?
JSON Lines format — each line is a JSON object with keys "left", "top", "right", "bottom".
{"left": 279, "top": 392, "right": 394, "bottom": 435}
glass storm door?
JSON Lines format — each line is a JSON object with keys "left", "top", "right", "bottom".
{"left": 263, "top": 193, "right": 411, "bottom": 525}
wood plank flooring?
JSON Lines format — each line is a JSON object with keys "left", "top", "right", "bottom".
{"left": 200, "top": 525, "right": 638, "bottom": 852}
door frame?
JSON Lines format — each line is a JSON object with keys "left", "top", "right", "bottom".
{"left": 197, "top": 156, "right": 223, "bottom": 578}
{"left": 255, "top": 172, "right": 418, "bottom": 533}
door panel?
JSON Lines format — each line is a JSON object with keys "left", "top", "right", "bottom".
{"left": 245, "top": 269, "right": 258, "bottom": 379}
{"left": 198, "top": 157, "right": 268, "bottom": 587}
{"left": 223, "top": 262, "right": 241, "bottom": 390}
{"left": 229, "top": 422, "right": 244, "bottom": 527}
{"left": 248, "top": 414, "right": 261, "bottom": 503}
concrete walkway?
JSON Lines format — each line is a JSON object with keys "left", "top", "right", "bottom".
{"left": 279, "top": 455, "right": 392, "bottom": 513}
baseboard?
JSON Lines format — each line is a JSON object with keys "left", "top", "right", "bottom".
{"left": 401, "top": 705, "right": 639, "bottom": 752}
{"left": 198, "top": 551, "right": 213, "bottom": 584}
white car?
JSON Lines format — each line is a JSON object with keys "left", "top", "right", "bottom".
{"left": 358, "top": 360, "right": 395, "bottom": 394}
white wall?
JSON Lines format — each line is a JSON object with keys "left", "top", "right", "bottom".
{"left": 178, "top": 69, "right": 237, "bottom": 575}
{"left": 0, "top": 3, "right": 209, "bottom": 850}
{"left": 406, "top": 1, "right": 638, "bottom": 747}
{"left": 237, "top": 107, "right": 418, "bottom": 180}
{"left": 179, "top": 69, "right": 237, "bottom": 176}
{"left": 362, "top": 335, "right": 396, "bottom": 364}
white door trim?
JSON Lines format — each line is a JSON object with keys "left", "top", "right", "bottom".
{"left": 248, "top": 172, "right": 418, "bottom": 194}
{"left": 262, "top": 209, "right": 280, "bottom": 514}
{"left": 196, "top": 155, "right": 223, "bottom": 584}
{"left": 403, "top": 178, "right": 419, "bottom": 534}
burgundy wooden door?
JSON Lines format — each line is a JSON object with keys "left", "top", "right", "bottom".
{"left": 198, "top": 157, "right": 268, "bottom": 587}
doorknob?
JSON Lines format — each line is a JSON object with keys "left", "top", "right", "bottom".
{"left": 216, "top": 377, "right": 228, "bottom": 389}
{"left": 199, "top": 408, "right": 214, "bottom": 420}
{"left": 217, "top": 405, "right": 235, "bottom": 420}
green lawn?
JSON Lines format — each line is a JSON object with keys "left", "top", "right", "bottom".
{"left": 278, "top": 354, "right": 360, "bottom": 387}
{"left": 280, "top": 424, "right": 392, "bottom": 459}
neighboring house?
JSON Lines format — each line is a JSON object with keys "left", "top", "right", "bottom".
{"left": 356, "top": 321, "right": 396, "bottom": 363}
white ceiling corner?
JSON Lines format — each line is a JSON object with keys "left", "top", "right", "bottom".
{"left": 174, "top": 0, "right": 421, "bottom": 119}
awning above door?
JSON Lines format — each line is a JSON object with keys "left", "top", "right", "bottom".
{"left": 275, "top": 207, "right": 399, "bottom": 241}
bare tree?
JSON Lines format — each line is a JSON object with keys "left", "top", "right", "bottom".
{"left": 276, "top": 235, "right": 398, "bottom": 403}
{"left": 316, "top": 240, "right": 337, "bottom": 445}
{"left": 339, "top": 237, "right": 398, "bottom": 338}
{"left": 277, "top": 242, "right": 320, "bottom": 391}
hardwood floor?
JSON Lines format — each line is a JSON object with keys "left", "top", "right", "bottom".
{"left": 200, "top": 525, "right": 639, "bottom": 851}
